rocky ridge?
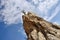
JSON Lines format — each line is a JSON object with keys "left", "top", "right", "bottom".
{"left": 22, "top": 11, "right": 60, "bottom": 40}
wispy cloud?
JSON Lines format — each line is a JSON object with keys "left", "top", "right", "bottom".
{"left": 1, "top": 0, "right": 35, "bottom": 25}
{"left": 48, "top": 5, "right": 60, "bottom": 21}
{"left": 38, "top": 0, "right": 58, "bottom": 12}
{"left": 0, "top": 0, "right": 59, "bottom": 25}
{"left": 37, "top": 0, "right": 59, "bottom": 19}
{"left": 18, "top": 27, "right": 27, "bottom": 38}
{"left": 53, "top": 22, "right": 57, "bottom": 24}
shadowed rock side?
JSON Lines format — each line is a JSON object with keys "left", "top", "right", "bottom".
{"left": 22, "top": 11, "right": 60, "bottom": 40}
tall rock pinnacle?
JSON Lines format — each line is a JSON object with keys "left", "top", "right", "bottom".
{"left": 22, "top": 11, "right": 60, "bottom": 40}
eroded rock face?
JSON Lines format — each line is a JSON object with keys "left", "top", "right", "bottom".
{"left": 22, "top": 11, "right": 60, "bottom": 40}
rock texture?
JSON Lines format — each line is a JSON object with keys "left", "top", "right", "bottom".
{"left": 22, "top": 11, "right": 60, "bottom": 40}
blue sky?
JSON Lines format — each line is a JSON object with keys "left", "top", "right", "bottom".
{"left": 0, "top": 0, "right": 60, "bottom": 40}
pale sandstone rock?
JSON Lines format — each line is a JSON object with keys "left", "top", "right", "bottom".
{"left": 22, "top": 11, "right": 60, "bottom": 40}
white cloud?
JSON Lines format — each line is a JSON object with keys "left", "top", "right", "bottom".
{"left": 38, "top": 0, "right": 58, "bottom": 12}
{"left": 0, "top": 0, "right": 59, "bottom": 25}
{"left": 0, "top": 14, "right": 3, "bottom": 22}
{"left": 53, "top": 22, "right": 59, "bottom": 25}
{"left": 18, "top": 27, "right": 27, "bottom": 38}
{"left": 1, "top": 0, "right": 35, "bottom": 25}
{"left": 48, "top": 5, "right": 60, "bottom": 21}
{"left": 32, "top": 0, "right": 39, "bottom": 4}
{"left": 37, "top": 0, "right": 59, "bottom": 20}
{"left": 53, "top": 21, "right": 60, "bottom": 25}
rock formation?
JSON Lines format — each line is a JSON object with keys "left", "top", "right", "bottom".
{"left": 22, "top": 11, "right": 60, "bottom": 40}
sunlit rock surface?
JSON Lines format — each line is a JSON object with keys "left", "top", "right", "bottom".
{"left": 22, "top": 11, "right": 60, "bottom": 40}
